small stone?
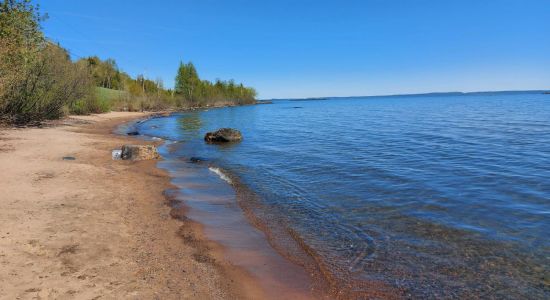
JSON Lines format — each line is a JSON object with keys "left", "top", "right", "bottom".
{"left": 112, "top": 150, "right": 122, "bottom": 160}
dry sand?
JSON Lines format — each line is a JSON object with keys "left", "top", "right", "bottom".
{"left": 0, "top": 112, "right": 267, "bottom": 299}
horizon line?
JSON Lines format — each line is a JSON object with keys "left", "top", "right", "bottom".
{"left": 261, "top": 88, "right": 550, "bottom": 101}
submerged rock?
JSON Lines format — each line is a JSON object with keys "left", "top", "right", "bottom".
{"left": 189, "top": 157, "right": 206, "bottom": 163}
{"left": 127, "top": 131, "right": 139, "bottom": 136}
{"left": 204, "top": 128, "right": 243, "bottom": 143}
{"left": 121, "top": 145, "right": 159, "bottom": 161}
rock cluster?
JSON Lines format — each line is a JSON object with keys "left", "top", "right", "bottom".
{"left": 204, "top": 128, "right": 243, "bottom": 143}
{"left": 121, "top": 145, "right": 159, "bottom": 161}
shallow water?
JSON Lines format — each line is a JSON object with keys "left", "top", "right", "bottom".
{"left": 138, "top": 92, "right": 550, "bottom": 298}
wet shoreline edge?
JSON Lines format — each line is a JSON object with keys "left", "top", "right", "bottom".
{"left": 123, "top": 109, "right": 400, "bottom": 299}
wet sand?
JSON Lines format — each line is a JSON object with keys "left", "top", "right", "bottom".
{"left": 0, "top": 112, "right": 271, "bottom": 299}
{"left": 158, "top": 161, "right": 318, "bottom": 300}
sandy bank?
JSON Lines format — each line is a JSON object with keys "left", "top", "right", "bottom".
{"left": 0, "top": 112, "right": 265, "bottom": 299}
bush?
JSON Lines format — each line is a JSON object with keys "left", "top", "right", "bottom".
{"left": 0, "top": 0, "right": 94, "bottom": 124}
{"left": 1, "top": 43, "right": 93, "bottom": 123}
{"left": 1, "top": 0, "right": 258, "bottom": 124}
{"left": 76, "top": 87, "right": 119, "bottom": 114}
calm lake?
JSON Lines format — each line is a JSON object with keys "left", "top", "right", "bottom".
{"left": 136, "top": 92, "right": 550, "bottom": 298}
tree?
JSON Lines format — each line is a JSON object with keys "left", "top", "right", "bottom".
{"left": 0, "top": 0, "right": 46, "bottom": 59}
{"left": 0, "top": 1, "right": 98, "bottom": 123}
{"left": 79, "top": 56, "right": 123, "bottom": 90}
{"left": 174, "top": 60, "right": 256, "bottom": 107}
{"left": 175, "top": 61, "right": 200, "bottom": 103}
{"left": 0, "top": 0, "right": 46, "bottom": 113}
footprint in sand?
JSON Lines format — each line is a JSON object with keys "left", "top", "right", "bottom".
{"left": 34, "top": 171, "right": 56, "bottom": 182}
{"left": 23, "top": 240, "right": 48, "bottom": 256}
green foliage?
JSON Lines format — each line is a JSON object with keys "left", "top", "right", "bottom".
{"left": 80, "top": 56, "right": 127, "bottom": 90}
{"left": 69, "top": 87, "right": 121, "bottom": 114}
{"left": 175, "top": 61, "right": 256, "bottom": 107}
{"left": 77, "top": 57, "right": 177, "bottom": 112}
{"left": 1, "top": 43, "right": 93, "bottom": 123}
{"left": 0, "top": 0, "right": 93, "bottom": 124}
{"left": 0, "top": 0, "right": 257, "bottom": 124}
{"left": 175, "top": 61, "right": 200, "bottom": 103}
{"left": 0, "top": 0, "right": 46, "bottom": 67}
{"left": 0, "top": 0, "right": 46, "bottom": 121}
{"left": 0, "top": 0, "right": 97, "bottom": 123}
{"left": 96, "top": 87, "right": 125, "bottom": 104}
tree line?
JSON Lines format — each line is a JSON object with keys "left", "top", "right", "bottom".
{"left": 0, "top": 0, "right": 257, "bottom": 125}
{"left": 175, "top": 62, "right": 256, "bottom": 107}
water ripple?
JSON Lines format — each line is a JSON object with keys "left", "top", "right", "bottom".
{"left": 139, "top": 93, "right": 550, "bottom": 298}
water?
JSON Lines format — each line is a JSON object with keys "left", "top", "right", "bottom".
{"left": 137, "top": 92, "right": 550, "bottom": 298}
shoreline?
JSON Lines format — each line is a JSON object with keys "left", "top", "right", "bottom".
{"left": 179, "top": 157, "right": 400, "bottom": 300}
{"left": 132, "top": 110, "right": 399, "bottom": 299}
{"left": 129, "top": 113, "right": 322, "bottom": 299}
{"left": 0, "top": 112, "right": 267, "bottom": 299}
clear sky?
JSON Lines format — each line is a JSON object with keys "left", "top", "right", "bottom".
{"left": 40, "top": 0, "right": 549, "bottom": 99}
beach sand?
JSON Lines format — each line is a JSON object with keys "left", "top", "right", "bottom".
{"left": 0, "top": 112, "right": 267, "bottom": 299}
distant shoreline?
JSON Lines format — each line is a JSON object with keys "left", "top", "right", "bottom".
{"left": 262, "top": 89, "right": 550, "bottom": 102}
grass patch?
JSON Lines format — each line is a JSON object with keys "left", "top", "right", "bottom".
{"left": 70, "top": 87, "right": 127, "bottom": 115}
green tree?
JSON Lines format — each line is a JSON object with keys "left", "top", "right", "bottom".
{"left": 174, "top": 60, "right": 256, "bottom": 107}
{"left": 175, "top": 61, "right": 200, "bottom": 103}
{"left": 0, "top": 0, "right": 99, "bottom": 123}
{"left": 0, "top": 0, "right": 46, "bottom": 114}
{"left": 79, "top": 56, "right": 124, "bottom": 90}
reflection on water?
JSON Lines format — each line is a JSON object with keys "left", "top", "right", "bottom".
{"left": 178, "top": 112, "right": 203, "bottom": 134}
{"left": 137, "top": 92, "right": 550, "bottom": 298}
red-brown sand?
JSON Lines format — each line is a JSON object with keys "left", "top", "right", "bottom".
{"left": 0, "top": 112, "right": 271, "bottom": 299}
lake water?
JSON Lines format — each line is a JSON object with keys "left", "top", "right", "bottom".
{"left": 136, "top": 92, "right": 550, "bottom": 298}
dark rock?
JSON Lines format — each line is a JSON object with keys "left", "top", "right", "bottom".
{"left": 62, "top": 156, "right": 76, "bottom": 161}
{"left": 127, "top": 131, "right": 139, "bottom": 136}
{"left": 189, "top": 157, "right": 207, "bottom": 163}
{"left": 204, "top": 128, "right": 243, "bottom": 143}
{"left": 121, "top": 145, "right": 160, "bottom": 161}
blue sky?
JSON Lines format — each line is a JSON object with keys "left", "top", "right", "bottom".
{"left": 40, "top": 0, "right": 550, "bottom": 99}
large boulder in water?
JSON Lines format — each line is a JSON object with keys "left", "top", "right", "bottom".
{"left": 204, "top": 128, "right": 243, "bottom": 143}
{"left": 121, "top": 145, "right": 160, "bottom": 161}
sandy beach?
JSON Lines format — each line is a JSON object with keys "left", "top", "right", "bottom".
{"left": 0, "top": 112, "right": 267, "bottom": 299}
{"left": 2, "top": 1, "right": 547, "bottom": 298}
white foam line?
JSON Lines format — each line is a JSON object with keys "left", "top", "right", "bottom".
{"left": 208, "top": 167, "right": 232, "bottom": 184}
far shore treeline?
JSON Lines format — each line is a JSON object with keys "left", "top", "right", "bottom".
{"left": 0, "top": 0, "right": 257, "bottom": 125}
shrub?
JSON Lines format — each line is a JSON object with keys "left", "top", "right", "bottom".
{"left": 1, "top": 42, "right": 93, "bottom": 123}
{"left": 1, "top": 0, "right": 258, "bottom": 124}
{"left": 0, "top": 0, "right": 94, "bottom": 124}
